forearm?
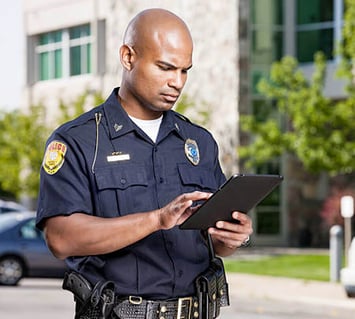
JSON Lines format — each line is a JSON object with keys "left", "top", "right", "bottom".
{"left": 44, "top": 212, "right": 160, "bottom": 259}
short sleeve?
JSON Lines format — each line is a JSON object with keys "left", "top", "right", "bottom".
{"left": 36, "top": 133, "right": 93, "bottom": 229}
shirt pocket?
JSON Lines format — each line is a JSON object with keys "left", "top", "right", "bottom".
{"left": 94, "top": 163, "right": 150, "bottom": 216}
{"left": 177, "top": 163, "right": 218, "bottom": 193}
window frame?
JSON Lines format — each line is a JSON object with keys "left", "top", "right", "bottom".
{"left": 35, "top": 23, "right": 92, "bottom": 82}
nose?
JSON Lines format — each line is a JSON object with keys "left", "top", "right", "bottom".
{"left": 168, "top": 70, "right": 186, "bottom": 90}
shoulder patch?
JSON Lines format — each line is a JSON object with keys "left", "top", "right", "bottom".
{"left": 43, "top": 141, "right": 67, "bottom": 175}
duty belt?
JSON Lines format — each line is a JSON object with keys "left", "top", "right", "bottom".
{"left": 112, "top": 295, "right": 200, "bottom": 319}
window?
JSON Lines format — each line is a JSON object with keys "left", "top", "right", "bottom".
{"left": 69, "top": 25, "right": 91, "bottom": 76}
{"left": 36, "top": 24, "right": 91, "bottom": 81}
{"left": 296, "top": 0, "right": 342, "bottom": 63}
{"left": 20, "top": 219, "right": 41, "bottom": 239}
{"left": 38, "top": 30, "right": 63, "bottom": 80}
{"left": 251, "top": 0, "right": 284, "bottom": 94}
{"left": 250, "top": 1, "right": 284, "bottom": 236}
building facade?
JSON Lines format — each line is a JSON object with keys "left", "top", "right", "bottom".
{"left": 23, "top": 0, "right": 347, "bottom": 246}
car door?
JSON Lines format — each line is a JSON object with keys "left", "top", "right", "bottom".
{"left": 18, "top": 218, "right": 66, "bottom": 277}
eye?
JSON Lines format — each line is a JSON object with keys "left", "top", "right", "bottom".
{"left": 159, "top": 64, "right": 173, "bottom": 71}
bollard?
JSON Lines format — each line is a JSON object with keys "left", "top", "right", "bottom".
{"left": 330, "top": 225, "right": 343, "bottom": 282}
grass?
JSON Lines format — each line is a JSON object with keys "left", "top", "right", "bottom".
{"left": 224, "top": 254, "right": 331, "bottom": 281}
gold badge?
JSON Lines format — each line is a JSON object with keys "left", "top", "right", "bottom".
{"left": 185, "top": 138, "right": 200, "bottom": 165}
{"left": 43, "top": 141, "right": 67, "bottom": 175}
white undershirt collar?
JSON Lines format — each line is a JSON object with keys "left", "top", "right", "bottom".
{"left": 129, "top": 115, "right": 163, "bottom": 143}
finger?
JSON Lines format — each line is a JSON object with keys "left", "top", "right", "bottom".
{"left": 231, "top": 211, "right": 250, "bottom": 225}
{"left": 182, "top": 191, "right": 212, "bottom": 202}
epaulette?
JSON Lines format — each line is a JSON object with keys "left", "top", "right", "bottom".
{"left": 172, "top": 110, "right": 192, "bottom": 123}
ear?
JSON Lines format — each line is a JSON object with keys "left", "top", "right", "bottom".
{"left": 120, "top": 45, "right": 135, "bottom": 71}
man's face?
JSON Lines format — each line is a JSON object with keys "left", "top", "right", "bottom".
{"left": 125, "top": 31, "right": 193, "bottom": 117}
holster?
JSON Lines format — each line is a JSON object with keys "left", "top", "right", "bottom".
{"left": 195, "top": 233, "right": 230, "bottom": 319}
{"left": 62, "top": 271, "right": 115, "bottom": 319}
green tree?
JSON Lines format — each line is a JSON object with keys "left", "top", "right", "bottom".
{"left": 0, "top": 104, "right": 48, "bottom": 199}
{"left": 0, "top": 91, "right": 104, "bottom": 202}
{"left": 239, "top": 0, "right": 355, "bottom": 176}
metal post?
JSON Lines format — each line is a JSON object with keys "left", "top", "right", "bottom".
{"left": 330, "top": 225, "right": 343, "bottom": 282}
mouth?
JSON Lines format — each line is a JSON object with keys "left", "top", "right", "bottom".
{"left": 162, "top": 93, "right": 179, "bottom": 103}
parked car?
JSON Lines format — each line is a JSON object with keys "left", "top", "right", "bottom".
{"left": 0, "top": 199, "right": 27, "bottom": 214}
{"left": 0, "top": 211, "right": 67, "bottom": 285}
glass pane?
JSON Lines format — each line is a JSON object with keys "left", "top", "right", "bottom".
{"left": 40, "top": 30, "right": 62, "bottom": 44}
{"left": 297, "top": 0, "right": 333, "bottom": 24}
{"left": 251, "top": 0, "right": 283, "bottom": 25}
{"left": 40, "top": 52, "right": 49, "bottom": 80}
{"left": 256, "top": 210, "right": 280, "bottom": 234}
{"left": 252, "top": 30, "right": 283, "bottom": 64}
{"left": 70, "top": 24, "right": 90, "bottom": 39}
{"left": 297, "top": 28, "right": 334, "bottom": 62}
{"left": 70, "top": 46, "right": 81, "bottom": 75}
{"left": 53, "top": 30, "right": 62, "bottom": 43}
{"left": 54, "top": 49, "right": 62, "bottom": 78}
{"left": 39, "top": 34, "right": 49, "bottom": 45}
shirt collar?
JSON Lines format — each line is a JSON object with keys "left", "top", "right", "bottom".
{"left": 103, "top": 88, "right": 186, "bottom": 142}
{"left": 103, "top": 88, "right": 136, "bottom": 139}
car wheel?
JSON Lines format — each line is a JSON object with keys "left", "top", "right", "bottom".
{"left": 0, "top": 257, "right": 24, "bottom": 286}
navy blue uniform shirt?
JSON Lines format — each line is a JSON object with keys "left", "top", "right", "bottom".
{"left": 37, "top": 88, "right": 226, "bottom": 299}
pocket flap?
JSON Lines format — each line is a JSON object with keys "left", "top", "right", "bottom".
{"left": 178, "top": 163, "right": 217, "bottom": 189}
{"left": 95, "top": 164, "right": 148, "bottom": 190}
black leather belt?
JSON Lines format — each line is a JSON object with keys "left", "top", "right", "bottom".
{"left": 112, "top": 295, "right": 200, "bottom": 319}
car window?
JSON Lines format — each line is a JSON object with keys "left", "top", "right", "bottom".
{"left": 0, "top": 200, "right": 26, "bottom": 213}
{"left": 0, "top": 215, "right": 20, "bottom": 232}
{"left": 1, "top": 207, "right": 21, "bottom": 213}
{"left": 20, "top": 219, "right": 42, "bottom": 239}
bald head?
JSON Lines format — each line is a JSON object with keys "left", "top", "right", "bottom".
{"left": 123, "top": 8, "right": 193, "bottom": 53}
{"left": 118, "top": 8, "right": 193, "bottom": 119}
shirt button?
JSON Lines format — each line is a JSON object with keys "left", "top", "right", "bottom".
{"left": 120, "top": 178, "right": 126, "bottom": 184}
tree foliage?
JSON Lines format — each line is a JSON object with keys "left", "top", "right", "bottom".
{"left": 0, "top": 104, "right": 48, "bottom": 199}
{"left": 239, "top": 0, "right": 355, "bottom": 175}
{"left": 0, "top": 91, "right": 104, "bottom": 201}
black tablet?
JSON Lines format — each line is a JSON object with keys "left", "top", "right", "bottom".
{"left": 179, "top": 174, "right": 283, "bottom": 230}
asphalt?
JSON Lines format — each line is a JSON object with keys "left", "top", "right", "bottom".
{"left": 224, "top": 247, "right": 355, "bottom": 310}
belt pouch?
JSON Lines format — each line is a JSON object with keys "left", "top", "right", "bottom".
{"left": 196, "top": 266, "right": 218, "bottom": 319}
{"left": 210, "top": 256, "right": 230, "bottom": 308}
{"left": 195, "top": 232, "right": 230, "bottom": 319}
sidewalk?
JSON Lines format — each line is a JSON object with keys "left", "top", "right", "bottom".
{"left": 226, "top": 273, "right": 355, "bottom": 310}
{"left": 225, "top": 247, "right": 355, "bottom": 309}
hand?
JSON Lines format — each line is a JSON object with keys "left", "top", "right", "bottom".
{"left": 157, "top": 191, "right": 212, "bottom": 230}
{"left": 209, "top": 211, "right": 253, "bottom": 256}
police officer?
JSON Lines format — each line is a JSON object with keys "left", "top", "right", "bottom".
{"left": 36, "top": 8, "right": 252, "bottom": 319}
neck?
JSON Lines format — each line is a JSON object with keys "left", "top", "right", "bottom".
{"left": 117, "top": 91, "right": 163, "bottom": 120}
